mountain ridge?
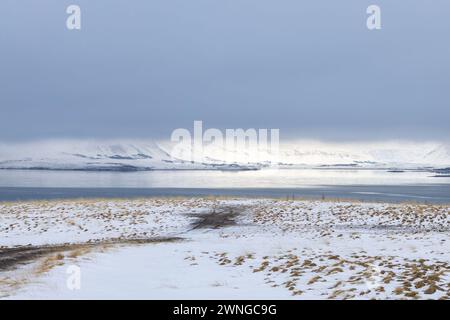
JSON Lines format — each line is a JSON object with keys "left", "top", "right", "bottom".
{"left": 0, "top": 140, "right": 449, "bottom": 171}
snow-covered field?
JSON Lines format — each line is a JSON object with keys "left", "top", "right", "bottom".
{"left": 0, "top": 198, "right": 449, "bottom": 299}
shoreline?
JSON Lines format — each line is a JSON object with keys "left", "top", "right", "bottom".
{"left": 2, "top": 186, "right": 450, "bottom": 205}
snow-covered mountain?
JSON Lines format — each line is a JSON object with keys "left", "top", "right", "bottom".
{"left": 0, "top": 139, "right": 449, "bottom": 171}
{"left": 0, "top": 140, "right": 258, "bottom": 171}
{"left": 281, "top": 141, "right": 450, "bottom": 169}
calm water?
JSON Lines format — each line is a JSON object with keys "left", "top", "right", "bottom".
{"left": 0, "top": 169, "right": 449, "bottom": 203}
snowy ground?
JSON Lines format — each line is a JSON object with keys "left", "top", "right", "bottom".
{"left": 0, "top": 198, "right": 449, "bottom": 299}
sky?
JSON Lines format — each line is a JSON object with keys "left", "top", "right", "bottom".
{"left": 0, "top": 0, "right": 449, "bottom": 142}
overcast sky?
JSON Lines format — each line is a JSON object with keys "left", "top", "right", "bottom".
{"left": 0, "top": 0, "right": 449, "bottom": 142}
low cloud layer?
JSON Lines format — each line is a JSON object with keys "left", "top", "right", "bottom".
{"left": 1, "top": 1, "right": 449, "bottom": 141}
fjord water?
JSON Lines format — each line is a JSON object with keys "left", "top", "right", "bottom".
{"left": 0, "top": 169, "right": 450, "bottom": 203}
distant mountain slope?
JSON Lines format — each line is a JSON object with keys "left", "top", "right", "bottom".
{"left": 0, "top": 140, "right": 258, "bottom": 171}
{"left": 0, "top": 140, "right": 449, "bottom": 171}
{"left": 280, "top": 141, "right": 450, "bottom": 169}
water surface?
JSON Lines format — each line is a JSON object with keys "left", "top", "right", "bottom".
{"left": 0, "top": 169, "right": 449, "bottom": 203}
